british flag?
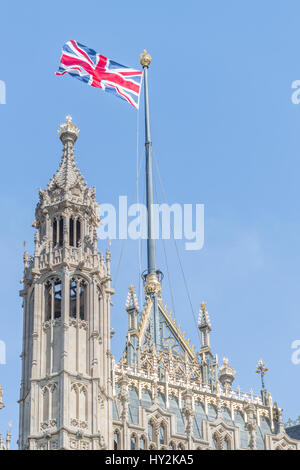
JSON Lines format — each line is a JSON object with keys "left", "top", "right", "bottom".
{"left": 56, "top": 40, "right": 143, "bottom": 109}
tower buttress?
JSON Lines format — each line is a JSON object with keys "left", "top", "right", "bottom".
{"left": 19, "top": 116, "right": 113, "bottom": 450}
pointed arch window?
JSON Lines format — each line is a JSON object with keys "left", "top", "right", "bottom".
{"left": 59, "top": 217, "right": 63, "bottom": 246}
{"left": 45, "top": 283, "right": 52, "bottom": 321}
{"left": 130, "top": 434, "right": 137, "bottom": 450}
{"left": 69, "top": 278, "right": 87, "bottom": 320}
{"left": 69, "top": 217, "right": 81, "bottom": 247}
{"left": 45, "top": 278, "right": 62, "bottom": 320}
{"left": 224, "top": 437, "right": 231, "bottom": 450}
{"left": 76, "top": 219, "right": 81, "bottom": 247}
{"left": 53, "top": 219, "right": 57, "bottom": 248}
{"left": 69, "top": 218, "right": 74, "bottom": 246}
{"left": 52, "top": 216, "right": 64, "bottom": 248}
{"left": 148, "top": 422, "right": 153, "bottom": 443}
{"left": 114, "top": 430, "right": 120, "bottom": 450}
{"left": 159, "top": 425, "right": 166, "bottom": 445}
{"left": 139, "top": 436, "right": 146, "bottom": 450}
{"left": 54, "top": 281, "right": 62, "bottom": 318}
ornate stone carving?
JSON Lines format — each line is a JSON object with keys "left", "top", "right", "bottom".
{"left": 70, "top": 418, "right": 88, "bottom": 429}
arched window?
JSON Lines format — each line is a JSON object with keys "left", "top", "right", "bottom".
{"left": 235, "top": 410, "right": 248, "bottom": 449}
{"left": 70, "top": 383, "right": 87, "bottom": 422}
{"left": 207, "top": 404, "right": 217, "bottom": 422}
{"left": 159, "top": 425, "right": 166, "bottom": 445}
{"left": 69, "top": 218, "right": 74, "bottom": 246}
{"left": 223, "top": 437, "right": 231, "bottom": 450}
{"left": 45, "top": 282, "right": 52, "bottom": 321}
{"left": 42, "top": 384, "right": 57, "bottom": 423}
{"left": 69, "top": 218, "right": 81, "bottom": 247}
{"left": 70, "top": 280, "right": 77, "bottom": 318}
{"left": 130, "top": 434, "right": 137, "bottom": 450}
{"left": 169, "top": 396, "right": 185, "bottom": 434}
{"left": 193, "top": 401, "right": 206, "bottom": 438}
{"left": 128, "top": 387, "right": 139, "bottom": 424}
{"left": 45, "top": 278, "right": 62, "bottom": 320}
{"left": 158, "top": 392, "right": 166, "bottom": 408}
{"left": 148, "top": 422, "right": 153, "bottom": 443}
{"left": 212, "top": 437, "right": 217, "bottom": 450}
{"left": 59, "top": 217, "right": 63, "bottom": 246}
{"left": 257, "top": 416, "right": 272, "bottom": 450}
{"left": 178, "top": 442, "right": 185, "bottom": 450}
{"left": 69, "top": 278, "right": 87, "bottom": 320}
{"left": 221, "top": 407, "right": 233, "bottom": 426}
{"left": 79, "top": 283, "right": 85, "bottom": 320}
{"left": 114, "top": 431, "right": 120, "bottom": 450}
{"left": 52, "top": 217, "right": 64, "bottom": 248}
{"left": 168, "top": 441, "right": 176, "bottom": 450}
{"left": 141, "top": 389, "right": 152, "bottom": 407}
{"left": 76, "top": 219, "right": 81, "bottom": 247}
{"left": 54, "top": 281, "right": 62, "bottom": 318}
{"left": 139, "top": 436, "right": 146, "bottom": 450}
{"left": 53, "top": 219, "right": 57, "bottom": 248}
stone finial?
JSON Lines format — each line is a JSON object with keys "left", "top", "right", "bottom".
{"left": 58, "top": 115, "right": 80, "bottom": 144}
{"left": 256, "top": 359, "right": 268, "bottom": 400}
{"left": 23, "top": 250, "right": 28, "bottom": 268}
{"left": 218, "top": 357, "right": 236, "bottom": 392}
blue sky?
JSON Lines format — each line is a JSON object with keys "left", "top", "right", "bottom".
{"left": 0, "top": 0, "right": 300, "bottom": 448}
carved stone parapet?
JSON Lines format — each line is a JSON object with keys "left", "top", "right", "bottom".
{"left": 70, "top": 418, "right": 88, "bottom": 429}
{"left": 42, "top": 319, "right": 62, "bottom": 331}
{"left": 40, "top": 419, "right": 57, "bottom": 431}
{"left": 69, "top": 318, "right": 88, "bottom": 330}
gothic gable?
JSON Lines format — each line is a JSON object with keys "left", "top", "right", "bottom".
{"left": 138, "top": 299, "right": 198, "bottom": 363}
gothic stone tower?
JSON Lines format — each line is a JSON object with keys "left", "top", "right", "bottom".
{"left": 19, "top": 116, "right": 113, "bottom": 450}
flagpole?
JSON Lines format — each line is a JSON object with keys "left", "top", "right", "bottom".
{"left": 140, "top": 50, "right": 156, "bottom": 275}
{"left": 140, "top": 51, "right": 163, "bottom": 350}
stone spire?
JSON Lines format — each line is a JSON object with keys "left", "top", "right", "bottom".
{"left": 198, "top": 301, "right": 211, "bottom": 330}
{"left": 198, "top": 302, "right": 212, "bottom": 355}
{"left": 125, "top": 286, "right": 139, "bottom": 367}
{"left": 126, "top": 285, "right": 139, "bottom": 311}
{"left": 48, "top": 115, "right": 87, "bottom": 192}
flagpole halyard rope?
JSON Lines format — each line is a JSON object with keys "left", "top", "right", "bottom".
{"left": 152, "top": 150, "right": 201, "bottom": 344}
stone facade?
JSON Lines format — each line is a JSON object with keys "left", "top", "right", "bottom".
{"left": 19, "top": 117, "right": 113, "bottom": 450}
{"left": 19, "top": 117, "right": 300, "bottom": 450}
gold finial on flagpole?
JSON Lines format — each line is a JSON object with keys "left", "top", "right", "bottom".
{"left": 140, "top": 50, "right": 152, "bottom": 67}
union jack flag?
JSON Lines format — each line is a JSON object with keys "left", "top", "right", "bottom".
{"left": 56, "top": 40, "right": 143, "bottom": 109}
